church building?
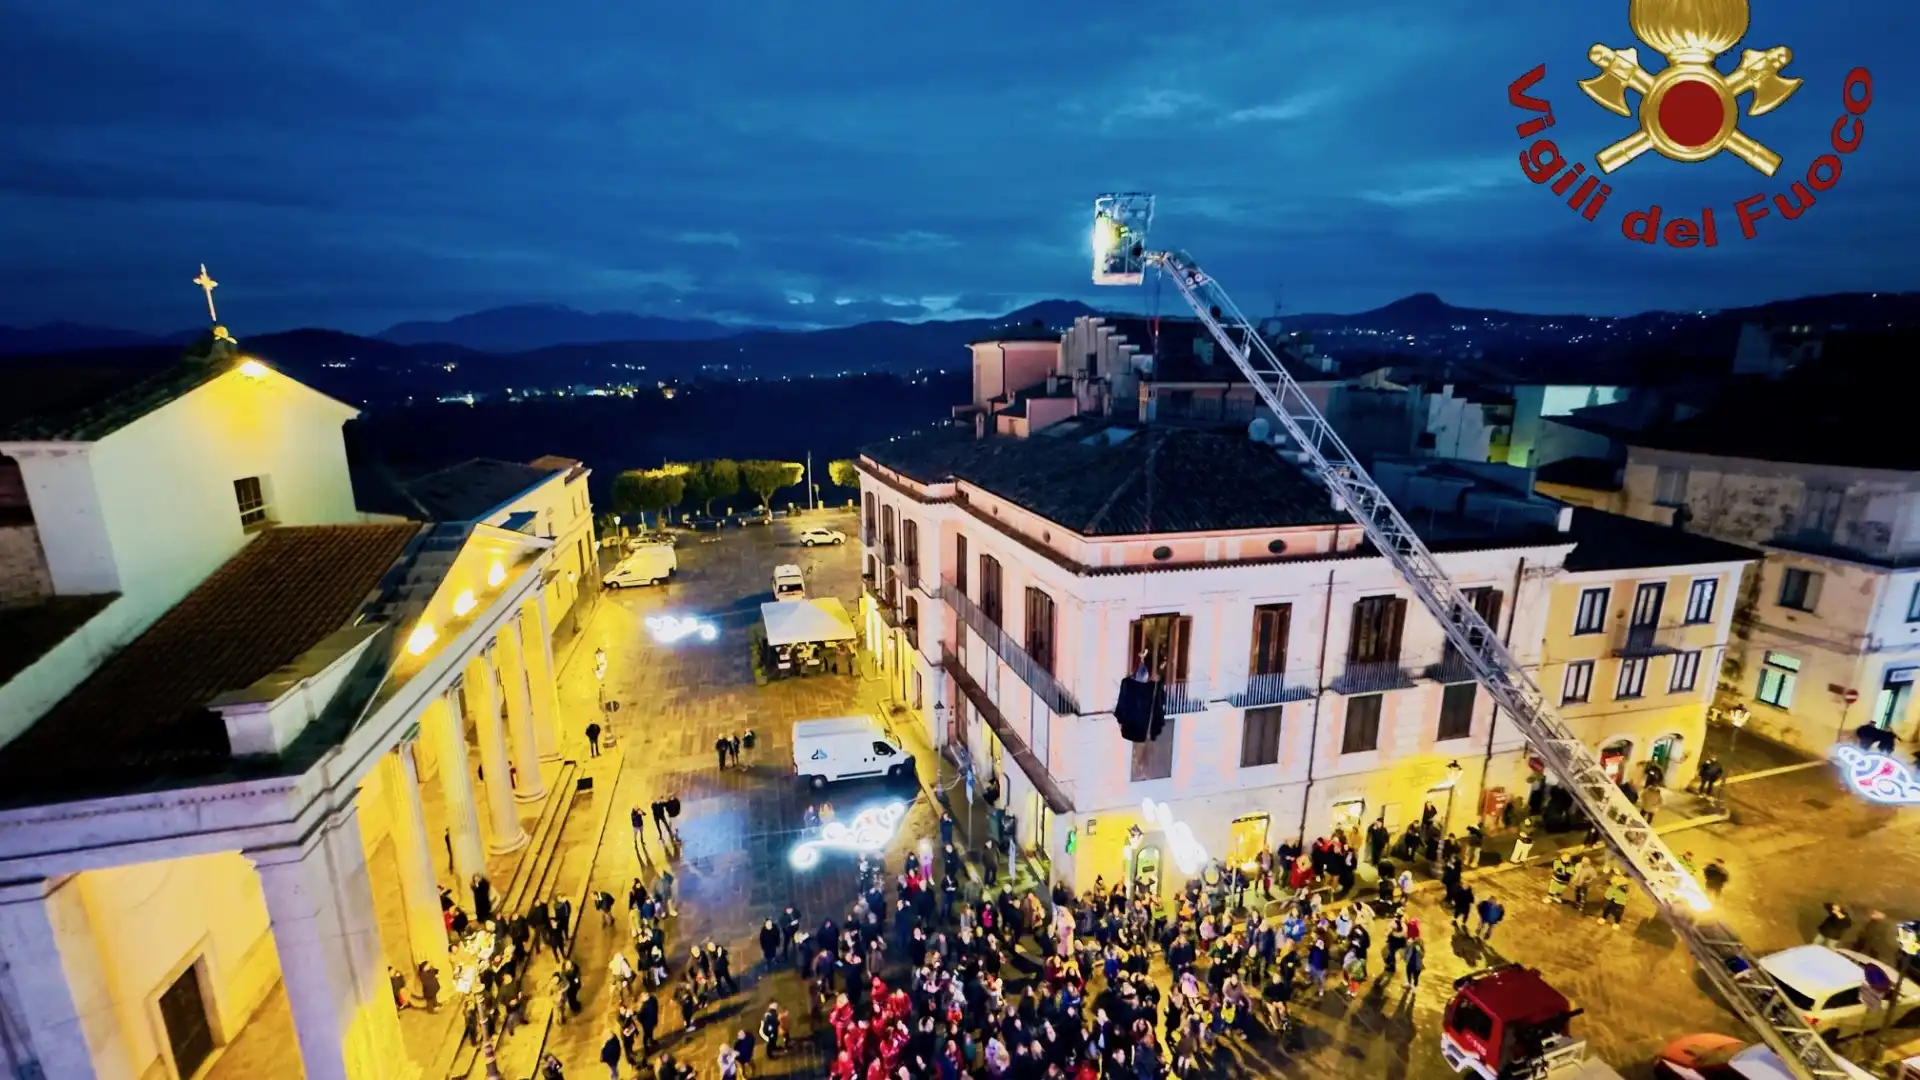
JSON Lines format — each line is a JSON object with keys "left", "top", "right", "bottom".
{"left": 0, "top": 292, "right": 594, "bottom": 1080}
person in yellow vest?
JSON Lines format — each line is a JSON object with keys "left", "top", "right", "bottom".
{"left": 1600, "top": 873, "right": 1631, "bottom": 928}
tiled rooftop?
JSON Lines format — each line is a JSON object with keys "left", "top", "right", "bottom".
{"left": 402, "top": 458, "right": 562, "bottom": 522}
{"left": 865, "top": 422, "right": 1345, "bottom": 536}
{"left": 0, "top": 522, "right": 421, "bottom": 805}
{"left": 0, "top": 337, "right": 228, "bottom": 442}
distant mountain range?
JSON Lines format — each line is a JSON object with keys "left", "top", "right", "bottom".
{"left": 6, "top": 292, "right": 1920, "bottom": 412}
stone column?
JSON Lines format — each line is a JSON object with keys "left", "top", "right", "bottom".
{"left": 0, "top": 877, "right": 121, "bottom": 1080}
{"left": 497, "top": 628, "right": 546, "bottom": 803}
{"left": 386, "top": 744, "right": 452, "bottom": 996}
{"left": 431, "top": 688, "right": 487, "bottom": 903}
{"left": 250, "top": 808, "right": 414, "bottom": 1080}
{"left": 519, "top": 598, "right": 564, "bottom": 761}
{"left": 464, "top": 647, "right": 527, "bottom": 854}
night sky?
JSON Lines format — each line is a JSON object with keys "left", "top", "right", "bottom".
{"left": 1, "top": 1, "right": 1914, "bottom": 334}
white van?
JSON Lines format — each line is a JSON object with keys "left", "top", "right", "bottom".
{"left": 603, "top": 544, "right": 677, "bottom": 588}
{"left": 772, "top": 563, "right": 806, "bottom": 602}
{"left": 792, "top": 716, "right": 914, "bottom": 789}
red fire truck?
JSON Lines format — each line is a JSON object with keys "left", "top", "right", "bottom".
{"left": 1441, "top": 966, "right": 1625, "bottom": 1080}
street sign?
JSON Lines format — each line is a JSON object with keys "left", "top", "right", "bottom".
{"left": 1843, "top": 688, "right": 1860, "bottom": 704}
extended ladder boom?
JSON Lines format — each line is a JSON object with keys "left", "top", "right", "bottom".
{"left": 1139, "top": 248, "right": 1849, "bottom": 1080}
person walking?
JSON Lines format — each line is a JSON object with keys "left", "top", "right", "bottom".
{"left": 601, "top": 1028, "right": 624, "bottom": 1080}
{"left": 1475, "top": 896, "right": 1504, "bottom": 941}
{"left": 760, "top": 919, "right": 783, "bottom": 972}
{"left": 1403, "top": 938, "right": 1425, "bottom": 991}
{"left": 586, "top": 720, "right": 602, "bottom": 757}
{"left": 631, "top": 806, "right": 650, "bottom": 861}
{"left": 1600, "top": 873, "right": 1631, "bottom": 927}
{"left": 638, "top": 990, "right": 659, "bottom": 1054}
{"left": 716, "top": 735, "right": 732, "bottom": 771}
{"left": 1702, "top": 857, "right": 1729, "bottom": 898}
{"left": 1814, "top": 903, "right": 1851, "bottom": 947}
{"left": 1450, "top": 883, "right": 1475, "bottom": 931}
{"left": 1570, "top": 856, "right": 1597, "bottom": 912}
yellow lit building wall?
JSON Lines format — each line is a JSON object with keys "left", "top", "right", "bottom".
{"left": 1539, "top": 563, "right": 1745, "bottom": 791}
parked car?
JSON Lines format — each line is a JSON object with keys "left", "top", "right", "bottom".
{"left": 1758, "top": 945, "right": 1920, "bottom": 1038}
{"left": 1656, "top": 1036, "right": 1875, "bottom": 1080}
{"left": 626, "top": 531, "right": 677, "bottom": 550}
{"left": 798, "top": 526, "right": 847, "bottom": 547}
{"left": 731, "top": 510, "right": 772, "bottom": 527}
{"left": 687, "top": 516, "right": 724, "bottom": 531}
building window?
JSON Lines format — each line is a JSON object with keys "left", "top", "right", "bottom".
{"left": 1669, "top": 650, "right": 1701, "bottom": 693}
{"left": 1616, "top": 657, "right": 1648, "bottom": 699}
{"left": 955, "top": 534, "right": 968, "bottom": 595}
{"left": 1437, "top": 683, "right": 1475, "bottom": 741}
{"left": 913, "top": 670, "right": 923, "bottom": 711}
{"left": 1757, "top": 651, "right": 1800, "bottom": 708}
{"left": 1341, "top": 694, "right": 1383, "bottom": 754}
{"left": 1130, "top": 718, "right": 1175, "bottom": 781}
{"left": 1573, "top": 587, "right": 1609, "bottom": 635}
{"left": 1228, "top": 815, "right": 1271, "bottom": 869}
{"left": 1909, "top": 582, "right": 1920, "bottom": 623}
{"left": 1024, "top": 587, "right": 1056, "bottom": 674}
{"left": 1129, "top": 613, "right": 1192, "bottom": 682}
{"left": 1685, "top": 578, "right": 1717, "bottom": 624}
{"left": 1653, "top": 466, "right": 1688, "bottom": 507}
{"left": 902, "top": 519, "right": 920, "bottom": 589}
{"left": 904, "top": 596, "right": 919, "bottom": 650}
{"left": 1778, "top": 568, "right": 1822, "bottom": 612}
{"left": 863, "top": 493, "right": 875, "bottom": 545}
{"left": 979, "top": 555, "right": 1003, "bottom": 626}
{"left": 1248, "top": 603, "right": 1291, "bottom": 676}
{"left": 1630, "top": 582, "right": 1665, "bottom": 627}
{"left": 1440, "top": 587, "right": 1502, "bottom": 671}
{"left": 1562, "top": 660, "right": 1594, "bottom": 704}
{"left": 1800, "top": 485, "right": 1843, "bottom": 539}
{"left": 233, "top": 475, "right": 271, "bottom": 530}
{"left": 1240, "top": 706, "right": 1283, "bottom": 767}
{"left": 1348, "top": 595, "right": 1407, "bottom": 664}
{"left": 880, "top": 505, "right": 897, "bottom": 567}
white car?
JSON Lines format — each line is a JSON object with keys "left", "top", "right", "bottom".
{"left": 1757, "top": 944, "right": 1920, "bottom": 1038}
{"left": 798, "top": 526, "right": 847, "bottom": 547}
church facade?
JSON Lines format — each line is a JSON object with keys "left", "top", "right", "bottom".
{"left": 0, "top": 328, "right": 592, "bottom": 1080}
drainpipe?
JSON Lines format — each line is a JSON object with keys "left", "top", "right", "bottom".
{"left": 1477, "top": 556, "right": 1527, "bottom": 820}
{"left": 1298, "top": 567, "right": 1337, "bottom": 846}
{"left": 997, "top": 343, "right": 1009, "bottom": 414}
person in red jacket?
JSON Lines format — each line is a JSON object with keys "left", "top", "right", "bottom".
{"left": 830, "top": 1051, "right": 857, "bottom": 1080}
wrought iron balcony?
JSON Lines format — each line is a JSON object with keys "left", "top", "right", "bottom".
{"left": 1330, "top": 658, "right": 1420, "bottom": 695}
{"left": 1423, "top": 649, "right": 1479, "bottom": 685}
{"left": 1161, "top": 679, "right": 1217, "bottom": 715}
{"left": 938, "top": 579, "right": 1080, "bottom": 716}
{"left": 1228, "top": 669, "right": 1320, "bottom": 708}
{"left": 941, "top": 649, "right": 1075, "bottom": 813}
{"left": 1611, "top": 623, "right": 1685, "bottom": 657}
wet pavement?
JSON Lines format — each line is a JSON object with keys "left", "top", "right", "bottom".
{"left": 340, "top": 505, "right": 1916, "bottom": 1080}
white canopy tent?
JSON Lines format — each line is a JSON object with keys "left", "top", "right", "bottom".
{"left": 761, "top": 597, "right": 858, "bottom": 647}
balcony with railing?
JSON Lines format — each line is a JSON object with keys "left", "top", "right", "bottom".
{"left": 1330, "top": 656, "right": 1422, "bottom": 695}
{"left": 1610, "top": 622, "right": 1687, "bottom": 657}
{"left": 938, "top": 578, "right": 1079, "bottom": 716}
{"left": 941, "top": 647, "right": 1075, "bottom": 813}
{"left": 1423, "top": 647, "right": 1479, "bottom": 685}
{"left": 1229, "top": 667, "right": 1321, "bottom": 708}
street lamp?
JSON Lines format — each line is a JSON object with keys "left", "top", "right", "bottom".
{"left": 1728, "top": 703, "right": 1750, "bottom": 760}
{"left": 450, "top": 926, "right": 505, "bottom": 1080}
{"left": 1442, "top": 759, "right": 1464, "bottom": 835}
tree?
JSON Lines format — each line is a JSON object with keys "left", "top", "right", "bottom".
{"left": 740, "top": 459, "right": 805, "bottom": 509}
{"left": 679, "top": 458, "right": 740, "bottom": 516}
{"left": 828, "top": 459, "right": 859, "bottom": 490}
{"left": 610, "top": 468, "right": 686, "bottom": 525}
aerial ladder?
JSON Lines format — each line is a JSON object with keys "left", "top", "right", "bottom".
{"left": 1088, "top": 193, "right": 1850, "bottom": 1080}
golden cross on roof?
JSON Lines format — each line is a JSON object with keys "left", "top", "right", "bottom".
{"left": 192, "top": 263, "right": 219, "bottom": 324}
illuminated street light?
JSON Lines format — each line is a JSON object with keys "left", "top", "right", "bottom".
{"left": 236, "top": 358, "right": 269, "bottom": 378}
{"left": 1442, "top": 758, "right": 1464, "bottom": 834}
{"left": 406, "top": 622, "right": 437, "bottom": 656}
{"left": 645, "top": 615, "right": 718, "bottom": 644}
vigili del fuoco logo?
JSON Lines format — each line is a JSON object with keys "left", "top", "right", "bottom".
{"left": 1508, "top": 0, "right": 1873, "bottom": 248}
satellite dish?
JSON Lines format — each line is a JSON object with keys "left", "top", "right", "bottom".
{"left": 1248, "top": 417, "right": 1271, "bottom": 443}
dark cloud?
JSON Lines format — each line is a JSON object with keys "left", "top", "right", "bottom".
{"left": 0, "top": 0, "right": 1915, "bottom": 333}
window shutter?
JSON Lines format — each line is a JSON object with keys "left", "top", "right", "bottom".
{"left": 1388, "top": 598, "right": 1408, "bottom": 658}
{"left": 1173, "top": 616, "right": 1192, "bottom": 682}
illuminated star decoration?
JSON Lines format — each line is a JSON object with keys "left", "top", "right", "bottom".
{"left": 1831, "top": 745, "right": 1920, "bottom": 806}
{"left": 645, "top": 614, "right": 718, "bottom": 644}
{"left": 1140, "top": 797, "right": 1208, "bottom": 874}
{"left": 790, "top": 801, "right": 908, "bottom": 870}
